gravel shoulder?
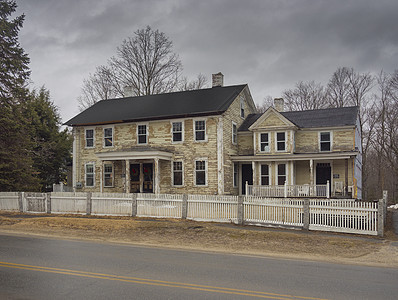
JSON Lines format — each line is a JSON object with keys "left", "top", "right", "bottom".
{"left": 1, "top": 211, "right": 397, "bottom": 268}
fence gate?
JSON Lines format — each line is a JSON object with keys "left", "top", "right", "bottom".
{"left": 25, "top": 193, "right": 47, "bottom": 212}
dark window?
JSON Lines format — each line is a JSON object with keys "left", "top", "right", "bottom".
{"left": 260, "top": 133, "right": 269, "bottom": 152}
{"left": 240, "top": 96, "right": 245, "bottom": 118}
{"left": 261, "top": 164, "right": 269, "bottom": 185}
{"left": 104, "top": 128, "right": 113, "bottom": 147}
{"left": 86, "top": 129, "right": 94, "bottom": 147}
{"left": 173, "top": 161, "right": 183, "bottom": 186}
{"left": 172, "top": 122, "right": 183, "bottom": 142}
{"left": 277, "top": 132, "right": 286, "bottom": 151}
{"left": 233, "top": 163, "right": 238, "bottom": 187}
{"left": 277, "top": 164, "right": 286, "bottom": 185}
{"left": 195, "top": 120, "right": 205, "bottom": 141}
{"left": 320, "top": 132, "right": 331, "bottom": 151}
{"left": 138, "top": 125, "right": 147, "bottom": 144}
{"left": 195, "top": 160, "right": 206, "bottom": 185}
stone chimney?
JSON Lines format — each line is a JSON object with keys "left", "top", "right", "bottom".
{"left": 274, "top": 98, "right": 284, "bottom": 112}
{"left": 212, "top": 72, "right": 224, "bottom": 87}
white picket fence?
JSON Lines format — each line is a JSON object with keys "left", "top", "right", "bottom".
{"left": 244, "top": 197, "right": 304, "bottom": 227}
{"left": 309, "top": 199, "right": 378, "bottom": 235}
{"left": 0, "top": 192, "right": 384, "bottom": 236}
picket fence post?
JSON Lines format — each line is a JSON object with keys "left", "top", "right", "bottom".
{"left": 86, "top": 192, "right": 92, "bottom": 215}
{"left": 182, "top": 194, "right": 188, "bottom": 219}
{"left": 237, "top": 195, "right": 244, "bottom": 225}
{"left": 18, "top": 192, "right": 24, "bottom": 212}
{"left": 303, "top": 199, "right": 310, "bottom": 230}
{"left": 46, "top": 193, "right": 51, "bottom": 214}
{"left": 377, "top": 198, "right": 384, "bottom": 237}
{"left": 131, "top": 193, "right": 137, "bottom": 217}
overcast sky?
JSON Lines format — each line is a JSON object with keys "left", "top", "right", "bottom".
{"left": 16, "top": 0, "right": 398, "bottom": 123}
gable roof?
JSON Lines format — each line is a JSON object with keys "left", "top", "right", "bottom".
{"left": 239, "top": 106, "right": 359, "bottom": 131}
{"left": 248, "top": 107, "right": 297, "bottom": 131}
{"left": 65, "top": 84, "right": 247, "bottom": 126}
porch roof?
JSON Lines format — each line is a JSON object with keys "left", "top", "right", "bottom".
{"left": 231, "top": 151, "right": 358, "bottom": 162}
{"left": 96, "top": 147, "right": 173, "bottom": 161}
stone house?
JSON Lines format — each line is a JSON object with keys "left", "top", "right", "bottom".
{"left": 65, "top": 73, "right": 362, "bottom": 199}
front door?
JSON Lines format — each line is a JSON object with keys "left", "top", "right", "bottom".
{"left": 316, "top": 163, "right": 331, "bottom": 196}
{"left": 142, "top": 163, "right": 153, "bottom": 193}
{"left": 241, "top": 164, "right": 253, "bottom": 195}
{"left": 130, "top": 164, "right": 140, "bottom": 193}
{"left": 130, "top": 163, "right": 154, "bottom": 193}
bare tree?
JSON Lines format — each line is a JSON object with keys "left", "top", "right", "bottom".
{"left": 326, "top": 67, "right": 351, "bottom": 107}
{"left": 282, "top": 81, "right": 328, "bottom": 111}
{"left": 256, "top": 95, "right": 274, "bottom": 113}
{"left": 78, "top": 26, "right": 197, "bottom": 110}
{"left": 177, "top": 73, "right": 208, "bottom": 91}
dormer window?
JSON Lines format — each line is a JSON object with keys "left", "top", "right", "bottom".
{"left": 320, "top": 132, "right": 331, "bottom": 152}
{"left": 276, "top": 132, "right": 286, "bottom": 151}
{"left": 260, "top": 133, "right": 269, "bottom": 152}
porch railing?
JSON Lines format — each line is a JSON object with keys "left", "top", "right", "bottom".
{"left": 246, "top": 181, "right": 330, "bottom": 198}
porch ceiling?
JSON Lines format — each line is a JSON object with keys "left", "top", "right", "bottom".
{"left": 96, "top": 148, "right": 173, "bottom": 161}
{"left": 231, "top": 151, "right": 358, "bottom": 162}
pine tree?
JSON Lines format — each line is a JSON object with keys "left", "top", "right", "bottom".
{"left": 0, "top": 0, "right": 39, "bottom": 191}
{"left": 27, "top": 88, "right": 72, "bottom": 191}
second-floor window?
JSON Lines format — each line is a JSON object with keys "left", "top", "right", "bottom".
{"left": 276, "top": 132, "right": 286, "bottom": 151}
{"left": 85, "top": 129, "right": 94, "bottom": 148}
{"left": 172, "top": 122, "right": 183, "bottom": 143}
{"left": 138, "top": 124, "right": 147, "bottom": 144}
{"left": 261, "top": 164, "right": 270, "bottom": 185}
{"left": 104, "top": 128, "right": 113, "bottom": 147}
{"left": 232, "top": 122, "right": 237, "bottom": 144}
{"left": 320, "top": 132, "right": 331, "bottom": 151}
{"left": 260, "top": 133, "right": 269, "bottom": 152}
{"left": 195, "top": 120, "right": 206, "bottom": 141}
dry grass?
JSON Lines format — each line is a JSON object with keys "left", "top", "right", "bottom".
{"left": 1, "top": 211, "right": 397, "bottom": 267}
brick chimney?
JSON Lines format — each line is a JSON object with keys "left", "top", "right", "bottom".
{"left": 212, "top": 72, "right": 224, "bottom": 87}
{"left": 274, "top": 98, "right": 284, "bottom": 112}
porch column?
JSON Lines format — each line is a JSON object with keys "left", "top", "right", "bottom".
{"left": 345, "top": 158, "right": 349, "bottom": 195}
{"left": 154, "top": 158, "right": 160, "bottom": 194}
{"left": 125, "top": 159, "right": 130, "bottom": 193}
{"left": 252, "top": 161, "right": 257, "bottom": 186}
{"left": 139, "top": 163, "right": 143, "bottom": 193}
{"left": 100, "top": 161, "right": 104, "bottom": 193}
{"left": 310, "top": 159, "right": 314, "bottom": 186}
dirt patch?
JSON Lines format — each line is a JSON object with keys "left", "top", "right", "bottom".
{"left": 1, "top": 211, "right": 397, "bottom": 267}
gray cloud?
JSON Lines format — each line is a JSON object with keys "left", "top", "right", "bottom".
{"left": 16, "top": 0, "right": 398, "bottom": 122}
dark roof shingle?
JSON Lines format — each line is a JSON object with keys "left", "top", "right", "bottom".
{"left": 238, "top": 106, "right": 358, "bottom": 131}
{"left": 65, "top": 85, "right": 246, "bottom": 126}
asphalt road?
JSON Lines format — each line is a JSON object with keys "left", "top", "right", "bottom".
{"left": 0, "top": 233, "right": 397, "bottom": 300}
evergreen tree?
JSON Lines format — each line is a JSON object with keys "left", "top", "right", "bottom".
{"left": 27, "top": 88, "right": 72, "bottom": 191}
{"left": 0, "top": 0, "right": 39, "bottom": 191}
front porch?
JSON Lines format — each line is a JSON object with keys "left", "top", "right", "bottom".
{"left": 232, "top": 152, "right": 357, "bottom": 198}
{"left": 246, "top": 181, "right": 353, "bottom": 198}
{"left": 96, "top": 148, "right": 173, "bottom": 194}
